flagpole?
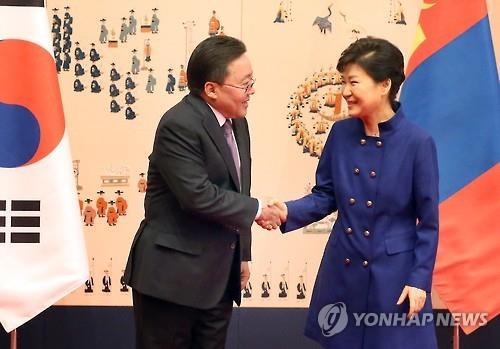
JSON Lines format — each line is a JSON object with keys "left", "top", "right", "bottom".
{"left": 10, "top": 329, "right": 17, "bottom": 349}
{"left": 453, "top": 324, "right": 460, "bottom": 349}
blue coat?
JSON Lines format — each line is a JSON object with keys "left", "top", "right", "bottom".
{"left": 282, "top": 106, "right": 439, "bottom": 349}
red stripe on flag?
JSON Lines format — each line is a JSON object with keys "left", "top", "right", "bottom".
{"left": 406, "top": 0, "right": 487, "bottom": 77}
{"left": 433, "top": 164, "right": 500, "bottom": 334}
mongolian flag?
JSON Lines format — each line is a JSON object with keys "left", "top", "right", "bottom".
{"left": 400, "top": 0, "right": 500, "bottom": 334}
{"left": 0, "top": 0, "right": 88, "bottom": 332}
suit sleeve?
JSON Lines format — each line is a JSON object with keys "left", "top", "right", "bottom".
{"left": 281, "top": 125, "right": 338, "bottom": 233}
{"left": 407, "top": 136, "right": 439, "bottom": 292}
{"left": 239, "top": 228, "right": 251, "bottom": 261}
{"left": 150, "top": 117, "right": 259, "bottom": 231}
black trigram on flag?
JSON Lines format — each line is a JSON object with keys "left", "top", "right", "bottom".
{"left": 0, "top": 200, "right": 41, "bottom": 244}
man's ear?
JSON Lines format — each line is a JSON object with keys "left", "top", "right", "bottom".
{"left": 204, "top": 82, "right": 218, "bottom": 99}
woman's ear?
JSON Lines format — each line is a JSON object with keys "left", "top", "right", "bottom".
{"left": 381, "top": 78, "right": 392, "bottom": 96}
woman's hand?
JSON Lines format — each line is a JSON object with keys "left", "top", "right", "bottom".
{"left": 397, "top": 285, "right": 427, "bottom": 319}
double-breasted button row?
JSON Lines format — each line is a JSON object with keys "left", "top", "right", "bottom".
{"left": 344, "top": 228, "right": 371, "bottom": 238}
{"left": 348, "top": 198, "right": 374, "bottom": 207}
{"left": 352, "top": 167, "right": 377, "bottom": 178}
{"left": 344, "top": 258, "right": 370, "bottom": 267}
{"left": 359, "top": 138, "right": 383, "bottom": 147}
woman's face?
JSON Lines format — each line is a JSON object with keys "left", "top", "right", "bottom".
{"left": 341, "top": 63, "right": 390, "bottom": 119}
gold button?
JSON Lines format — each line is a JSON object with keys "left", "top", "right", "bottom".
{"left": 360, "top": 139, "right": 367, "bottom": 145}
{"left": 349, "top": 198, "right": 356, "bottom": 205}
{"left": 230, "top": 242, "right": 236, "bottom": 249}
{"left": 363, "top": 230, "right": 370, "bottom": 237}
{"left": 345, "top": 258, "right": 351, "bottom": 265}
{"left": 353, "top": 168, "right": 360, "bottom": 175}
{"left": 366, "top": 200, "right": 373, "bottom": 207}
{"left": 376, "top": 140, "right": 383, "bottom": 147}
{"left": 369, "top": 171, "right": 376, "bottom": 178}
{"left": 362, "top": 260, "right": 369, "bottom": 267}
{"left": 345, "top": 227, "right": 353, "bottom": 234}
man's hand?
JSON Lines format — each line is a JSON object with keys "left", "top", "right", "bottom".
{"left": 397, "top": 285, "right": 427, "bottom": 319}
{"left": 255, "top": 205, "right": 282, "bottom": 230}
{"left": 269, "top": 200, "right": 288, "bottom": 223}
{"left": 240, "top": 262, "right": 250, "bottom": 290}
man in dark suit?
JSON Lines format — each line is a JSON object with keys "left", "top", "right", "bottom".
{"left": 124, "top": 35, "right": 280, "bottom": 349}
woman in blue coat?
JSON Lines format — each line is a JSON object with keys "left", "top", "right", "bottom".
{"left": 275, "top": 37, "right": 439, "bottom": 348}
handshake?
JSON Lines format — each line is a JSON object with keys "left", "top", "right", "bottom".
{"left": 255, "top": 200, "right": 288, "bottom": 230}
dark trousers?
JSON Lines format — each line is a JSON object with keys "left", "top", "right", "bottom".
{"left": 132, "top": 290, "right": 234, "bottom": 349}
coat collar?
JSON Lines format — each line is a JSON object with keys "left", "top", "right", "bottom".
{"left": 378, "top": 102, "right": 404, "bottom": 135}
{"left": 186, "top": 93, "right": 241, "bottom": 191}
{"left": 354, "top": 101, "right": 405, "bottom": 138}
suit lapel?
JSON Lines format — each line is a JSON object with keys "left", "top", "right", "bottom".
{"left": 188, "top": 95, "right": 241, "bottom": 191}
{"left": 232, "top": 119, "right": 250, "bottom": 194}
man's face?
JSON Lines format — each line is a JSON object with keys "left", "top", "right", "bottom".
{"left": 211, "top": 54, "right": 255, "bottom": 118}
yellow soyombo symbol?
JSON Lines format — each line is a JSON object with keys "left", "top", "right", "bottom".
{"left": 409, "top": 1, "right": 436, "bottom": 56}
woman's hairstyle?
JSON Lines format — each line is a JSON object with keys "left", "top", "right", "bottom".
{"left": 337, "top": 37, "right": 405, "bottom": 106}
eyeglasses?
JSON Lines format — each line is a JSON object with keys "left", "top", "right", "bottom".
{"left": 223, "top": 78, "right": 256, "bottom": 94}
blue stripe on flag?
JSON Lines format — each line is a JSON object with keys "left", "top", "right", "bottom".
{"left": 401, "top": 17, "right": 500, "bottom": 201}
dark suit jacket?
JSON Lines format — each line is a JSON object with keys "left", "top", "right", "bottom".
{"left": 124, "top": 93, "right": 258, "bottom": 309}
